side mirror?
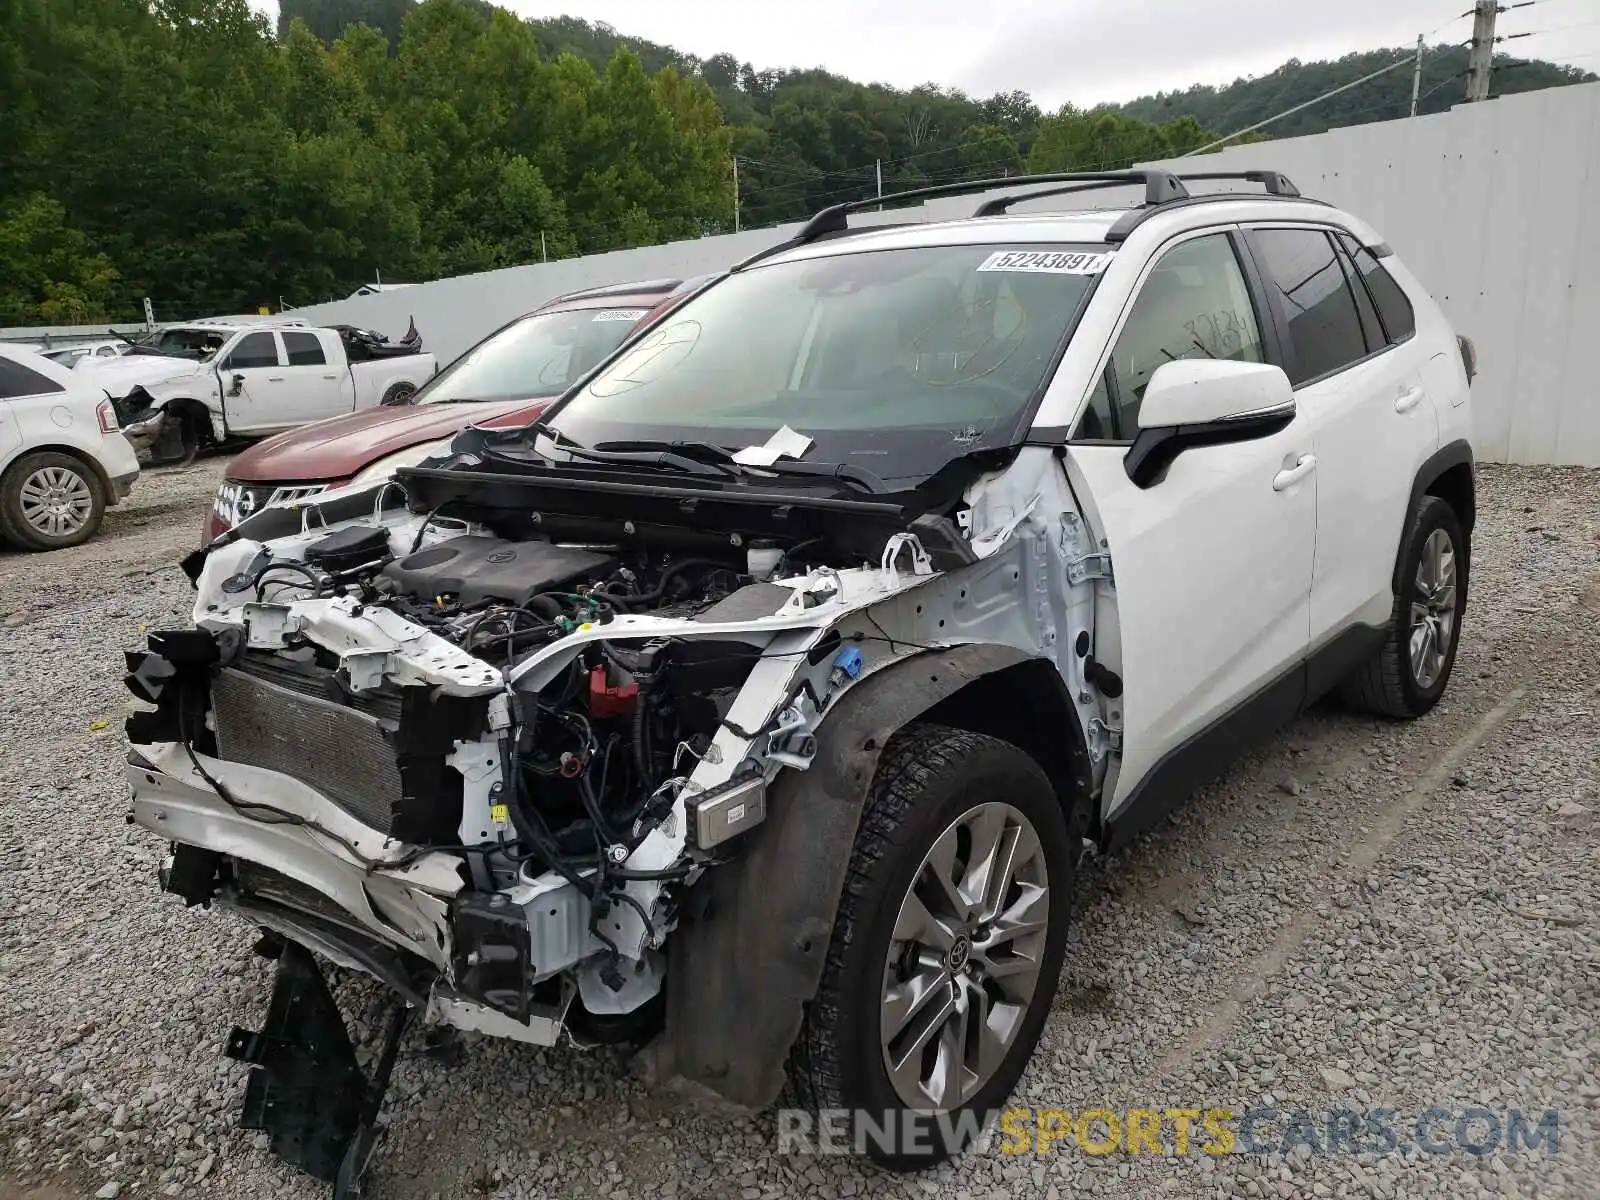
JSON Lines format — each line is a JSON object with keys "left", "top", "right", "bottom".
{"left": 227, "top": 372, "right": 244, "bottom": 397}
{"left": 1123, "top": 360, "right": 1295, "bottom": 489}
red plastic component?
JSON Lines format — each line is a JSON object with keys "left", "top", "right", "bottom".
{"left": 588, "top": 664, "right": 639, "bottom": 718}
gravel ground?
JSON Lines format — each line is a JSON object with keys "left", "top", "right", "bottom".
{"left": 1, "top": 461, "right": 1597, "bottom": 1200}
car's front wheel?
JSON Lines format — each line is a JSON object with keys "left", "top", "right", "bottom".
{"left": 1341, "top": 494, "right": 1468, "bottom": 718}
{"left": 0, "top": 451, "right": 107, "bottom": 551}
{"left": 790, "top": 723, "right": 1073, "bottom": 1167}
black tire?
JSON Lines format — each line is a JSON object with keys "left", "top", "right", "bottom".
{"left": 380, "top": 381, "right": 417, "bottom": 406}
{"left": 168, "top": 420, "right": 199, "bottom": 468}
{"left": 144, "top": 405, "right": 200, "bottom": 468}
{"left": 1339, "top": 494, "right": 1468, "bottom": 718}
{"left": 788, "top": 723, "right": 1073, "bottom": 1168}
{"left": 0, "top": 450, "right": 107, "bottom": 551}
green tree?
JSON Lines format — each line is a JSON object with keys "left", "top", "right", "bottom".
{"left": 1, "top": 0, "right": 1590, "bottom": 319}
{"left": 0, "top": 195, "right": 120, "bottom": 324}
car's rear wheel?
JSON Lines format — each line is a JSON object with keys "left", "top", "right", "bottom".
{"left": 1340, "top": 494, "right": 1467, "bottom": 718}
{"left": 789, "top": 723, "right": 1073, "bottom": 1167}
{"left": 0, "top": 451, "right": 107, "bottom": 551}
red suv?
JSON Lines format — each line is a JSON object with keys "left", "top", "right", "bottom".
{"left": 203, "top": 277, "right": 710, "bottom": 542}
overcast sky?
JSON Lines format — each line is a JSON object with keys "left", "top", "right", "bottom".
{"left": 249, "top": 0, "right": 1600, "bottom": 109}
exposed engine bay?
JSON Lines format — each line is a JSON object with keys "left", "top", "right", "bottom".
{"left": 120, "top": 444, "right": 1106, "bottom": 1196}
{"left": 133, "top": 516, "right": 855, "bottom": 1017}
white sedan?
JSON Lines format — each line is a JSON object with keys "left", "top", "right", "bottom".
{"left": 0, "top": 344, "right": 141, "bottom": 551}
{"left": 38, "top": 339, "right": 131, "bottom": 371}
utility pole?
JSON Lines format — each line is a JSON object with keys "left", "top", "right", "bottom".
{"left": 732, "top": 155, "right": 741, "bottom": 233}
{"left": 1465, "top": 0, "right": 1498, "bottom": 102}
{"left": 875, "top": 158, "right": 883, "bottom": 211}
{"left": 1410, "top": 34, "right": 1425, "bottom": 116}
{"left": 540, "top": 231, "right": 547, "bottom": 263}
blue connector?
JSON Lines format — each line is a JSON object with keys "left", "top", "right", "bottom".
{"left": 828, "top": 645, "right": 865, "bottom": 694}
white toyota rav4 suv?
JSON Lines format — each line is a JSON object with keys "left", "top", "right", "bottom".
{"left": 122, "top": 170, "right": 1474, "bottom": 1192}
{"left": 0, "top": 344, "right": 141, "bottom": 551}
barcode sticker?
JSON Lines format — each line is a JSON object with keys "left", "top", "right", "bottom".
{"left": 976, "top": 250, "right": 1111, "bottom": 274}
{"left": 591, "top": 308, "right": 649, "bottom": 322}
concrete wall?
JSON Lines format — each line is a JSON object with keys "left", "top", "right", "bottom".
{"left": 0, "top": 323, "right": 133, "bottom": 349}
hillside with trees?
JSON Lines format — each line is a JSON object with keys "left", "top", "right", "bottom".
{"left": 2, "top": 0, "right": 1591, "bottom": 325}
{"left": 1117, "top": 44, "right": 1592, "bottom": 138}
{"left": 0, "top": 0, "right": 733, "bottom": 323}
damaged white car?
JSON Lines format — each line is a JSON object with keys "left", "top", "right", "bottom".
{"left": 123, "top": 170, "right": 1477, "bottom": 1195}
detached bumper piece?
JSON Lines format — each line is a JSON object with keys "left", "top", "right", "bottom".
{"left": 226, "top": 938, "right": 411, "bottom": 1199}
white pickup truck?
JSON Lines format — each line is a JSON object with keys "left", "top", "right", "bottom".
{"left": 91, "top": 320, "right": 437, "bottom": 466}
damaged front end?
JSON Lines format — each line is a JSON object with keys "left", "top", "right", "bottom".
{"left": 123, "top": 452, "right": 1069, "bottom": 1194}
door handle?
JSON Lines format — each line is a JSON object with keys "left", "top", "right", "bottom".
{"left": 1273, "top": 454, "right": 1317, "bottom": 492}
{"left": 1394, "top": 386, "right": 1425, "bottom": 413}
{"left": 322, "top": 374, "right": 339, "bottom": 380}
{"left": 267, "top": 376, "right": 284, "bottom": 382}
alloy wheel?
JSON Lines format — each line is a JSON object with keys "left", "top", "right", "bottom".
{"left": 879, "top": 801, "right": 1051, "bottom": 1111}
{"left": 1410, "top": 527, "right": 1457, "bottom": 689}
{"left": 19, "top": 465, "right": 93, "bottom": 538}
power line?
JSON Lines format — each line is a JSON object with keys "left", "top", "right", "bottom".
{"left": 734, "top": 154, "right": 877, "bottom": 181}
{"left": 1424, "top": 10, "right": 1474, "bottom": 36}
{"left": 1508, "top": 19, "right": 1600, "bottom": 36}
{"left": 1181, "top": 54, "right": 1417, "bottom": 154}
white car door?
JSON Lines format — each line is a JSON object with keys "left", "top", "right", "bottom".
{"left": 1244, "top": 226, "right": 1440, "bottom": 649}
{"left": 218, "top": 331, "right": 288, "bottom": 435}
{"left": 1062, "top": 229, "right": 1317, "bottom": 823}
{"left": 277, "top": 329, "right": 354, "bottom": 423}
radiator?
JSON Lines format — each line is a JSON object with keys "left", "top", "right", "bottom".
{"left": 211, "top": 665, "right": 404, "bottom": 833}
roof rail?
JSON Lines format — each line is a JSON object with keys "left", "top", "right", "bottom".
{"left": 972, "top": 178, "right": 1163, "bottom": 217}
{"left": 733, "top": 170, "right": 1189, "bottom": 270}
{"left": 1105, "top": 172, "right": 1320, "bottom": 243}
{"left": 1176, "top": 170, "right": 1300, "bottom": 197}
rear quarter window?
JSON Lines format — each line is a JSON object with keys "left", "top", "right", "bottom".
{"left": 0, "top": 356, "right": 66, "bottom": 399}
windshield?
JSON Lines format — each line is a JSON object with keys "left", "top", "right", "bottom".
{"left": 43, "top": 348, "right": 87, "bottom": 367}
{"left": 544, "top": 243, "right": 1107, "bottom": 485}
{"left": 125, "top": 328, "right": 229, "bottom": 361}
{"left": 415, "top": 305, "right": 652, "bottom": 405}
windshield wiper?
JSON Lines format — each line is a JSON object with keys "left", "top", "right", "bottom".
{"left": 526, "top": 425, "right": 737, "bottom": 479}
{"left": 593, "top": 438, "right": 889, "bottom": 494}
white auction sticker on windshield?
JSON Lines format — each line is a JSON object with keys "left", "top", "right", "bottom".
{"left": 591, "top": 308, "right": 649, "bottom": 322}
{"left": 976, "top": 250, "right": 1110, "bottom": 274}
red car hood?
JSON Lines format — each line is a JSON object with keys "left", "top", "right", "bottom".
{"left": 227, "top": 399, "right": 551, "bottom": 483}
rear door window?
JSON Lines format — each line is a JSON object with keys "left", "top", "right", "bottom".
{"left": 1251, "top": 228, "right": 1371, "bottom": 384}
{"left": 282, "top": 331, "right": 327, "bottom": 366}
{"left": 1331, "top": 237, "right": 1384, "bottom": 353}
{"left": 1338, "top": 234, "right": 1416, "bottom": 343}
